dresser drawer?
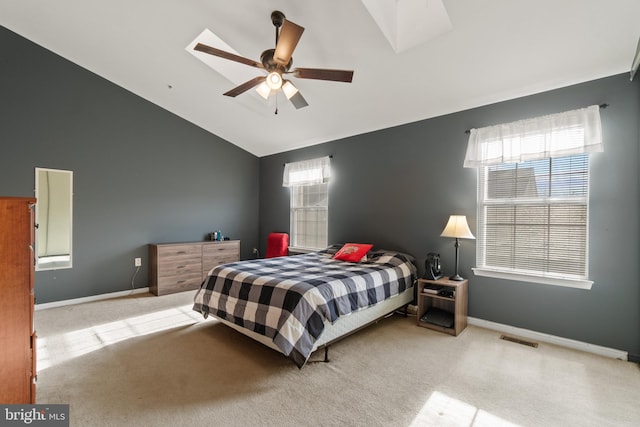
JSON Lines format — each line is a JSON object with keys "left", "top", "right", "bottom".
{"left": 202, "top": 241, "right": 240, "bottom": 257}
{"left": 156, "top": 257, "right": 201, "bottom": 277}
{"left": 156, "top": 244, "right": 201, "bottom": 260}
{"left": 155, "top": 272, "right": 203, "bottom": 295}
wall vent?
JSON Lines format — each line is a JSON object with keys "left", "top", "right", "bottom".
{"left": 500, "top": 335, "right": 539, "bottom": 348}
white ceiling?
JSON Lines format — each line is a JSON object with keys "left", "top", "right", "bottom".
{"left": 1, "top": 0, "right": 638, "bottom": 157}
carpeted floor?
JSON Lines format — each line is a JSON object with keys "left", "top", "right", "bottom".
{"left": 34, "top": 291, "right": 640, "bottom": 426}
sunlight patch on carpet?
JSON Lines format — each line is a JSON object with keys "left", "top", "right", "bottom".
{"left": 410, "top": 391, "right": 522, "bottom": 427}
{"left": 37, "top": 305, "right": 207, "bottom": 370}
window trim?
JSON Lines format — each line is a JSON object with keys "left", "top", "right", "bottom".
{"left": 474, "top": 155, "right": 593, "bottom": 290}
{"left": 472, "top": 267, "right": 593, "bottom": 290}
{"left": 283, "top": 156, "right": 331, "bottom": 252}
{"left": 288, "top": 182, "right": 329, "bottom": 252}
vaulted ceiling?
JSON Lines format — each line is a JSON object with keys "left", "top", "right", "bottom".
{"left": 1, "top": 0, "right": 638, "bottom": 157}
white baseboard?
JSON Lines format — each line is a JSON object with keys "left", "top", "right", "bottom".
{"left": 35, "top": 287, "right": 150, "bottom": 311}
{"left": 468, "top": 317, "right": 628, "bottom": 361}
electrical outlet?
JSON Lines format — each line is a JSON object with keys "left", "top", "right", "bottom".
{"left": 134, "top": 257, "right": 142, "bottom": 267}
{"left": 252, "top": 248, "right": 259, "bottom": 255}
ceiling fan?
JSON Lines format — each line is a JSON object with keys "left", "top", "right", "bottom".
{"left": 194, "top": 10, "right": 354, "bottom": 110}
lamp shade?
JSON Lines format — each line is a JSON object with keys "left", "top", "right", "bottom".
{"left": 282, "top": 80, "right": 299, "bottom": 99}
{"left": 440, "top": 215, "right": 475, "bottom": 239}
{"left": 266, "top": 72, "right": 283, "bottom": 90}
{"left": 255, "top": 82, "right": 271, "bottom": 99}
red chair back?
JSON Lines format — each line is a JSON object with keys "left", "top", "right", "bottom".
{"left": 266, "top": 233, "right": 289, "bottom": 258}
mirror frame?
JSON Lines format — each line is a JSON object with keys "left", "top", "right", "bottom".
{"left": 35, "top": 167, "right": 73, "bottom": 271}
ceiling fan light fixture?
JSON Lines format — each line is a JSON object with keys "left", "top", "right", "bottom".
{"left": 266, "top": 72, "right": 283, "bottom": 90}
{"left": 282, "top": 81, "right": 299, "bottom": 99}
{"left": 256, "top": 82, "right": 272, "bottom": 99}
{"left": 191, "top": 11, "right": 354, "bottom": 110}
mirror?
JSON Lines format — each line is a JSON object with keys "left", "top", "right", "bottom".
{"left": 35, "top": 168, "right": 73, "bottom": 271}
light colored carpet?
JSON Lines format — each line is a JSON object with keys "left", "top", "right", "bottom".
{"left": 35, "top": 292, "right": 640, "bottom": 427}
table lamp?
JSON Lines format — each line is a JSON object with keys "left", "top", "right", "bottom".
{"left": 440, "top": 215, "right": 475, "bottom": 281}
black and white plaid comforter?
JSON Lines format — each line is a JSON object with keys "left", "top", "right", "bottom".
{"left": 193, "top": 248, "right": 416, "bottom": 368}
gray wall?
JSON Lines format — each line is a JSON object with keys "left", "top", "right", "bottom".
{"left": 0, "top": 26, "right": 259, "bottom": 303}
{"left": 259, "top": 74, "right": 640, "bottom": 359}
{"left": 3, "top": 24, "right": 638, "bottom": 360}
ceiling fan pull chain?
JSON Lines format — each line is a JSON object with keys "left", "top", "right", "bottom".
{"left": 275, "top": 92, "right": 279, "bottom": 115}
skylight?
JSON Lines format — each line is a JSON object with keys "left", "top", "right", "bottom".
{"left": 185, "top": 29, "right": 259, "bottom": 87}
{"left": 362, "top": 0, "right": 452, "bottom": 53}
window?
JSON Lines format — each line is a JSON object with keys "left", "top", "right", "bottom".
{"left": 464, "top": 106, "right": 603, "bottom": 289}
{"left": 476, "top": 154, "right": 590, "bottom": 287}
{"left": 283, "top": 156, "right": 330, "bottom": 250}
{"left": 290, "top": 183, "right": 328, "bottom": 249}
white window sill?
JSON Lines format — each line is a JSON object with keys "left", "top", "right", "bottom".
{"left": 288, "top": 246, "right": 318, "bottom": 255}
{"left": 472, "top": 268, "right": 593, "bottom": 290}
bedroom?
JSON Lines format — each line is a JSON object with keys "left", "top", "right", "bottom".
{"left": 1, "top": 1, "right": 639, "bottom": 424}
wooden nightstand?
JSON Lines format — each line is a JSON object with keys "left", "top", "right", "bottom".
{"left": 416, "top": 277, "right": 468, "bottom": 336}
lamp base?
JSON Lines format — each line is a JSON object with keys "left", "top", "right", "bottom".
{"left": 449, "top": 274, "right": 464, "bottom": 281}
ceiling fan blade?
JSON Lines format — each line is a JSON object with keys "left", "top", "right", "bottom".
{"left": 292, "top": 68, "right": 354, "bottom": 83}
{"left": 194, "top": 43, "right": 264, "bottom": 69}
{"left": 223, "top": 76, "right": 266, "bottom": 97}
{"left": 289, "top": 91, "right": 308, "bottom": 109}
{"left": 273, "top": 20, "right": 305, "bottom": 66}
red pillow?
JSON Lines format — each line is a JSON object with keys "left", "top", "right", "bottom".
{"left": 333, "top": 243, "right": 373, "bottom": 262}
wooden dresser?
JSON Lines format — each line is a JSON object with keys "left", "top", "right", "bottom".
{"left": 0, "top": 197, "right": 37, "bottom": 404}
{"left": 149, "top": 240, "right": 240, "bottom": 296}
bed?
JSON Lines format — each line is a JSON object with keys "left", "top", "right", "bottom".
{"left": 192, "top": 244, "right": 417, "bottom": 368}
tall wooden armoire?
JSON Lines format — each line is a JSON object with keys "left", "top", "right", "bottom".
{"left": 0, "top": 197, "right": 37, "bottom": 403}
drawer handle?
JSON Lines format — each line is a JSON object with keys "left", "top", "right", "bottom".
{"left": 176, "top": 251, "right": 187, "bottom": 254}
{"left": 177, "top": 265, "right": 185, "bottom": 269}
{"left": 177, "top": 280, "right": 185, "bottom": 284}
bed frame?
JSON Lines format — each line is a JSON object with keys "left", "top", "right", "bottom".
{"left": 213, "top": 286, "right": 414, "bottom": 363}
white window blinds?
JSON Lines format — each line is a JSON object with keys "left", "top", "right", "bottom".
{"left": 290, "top": 183, "right": 328, "bottom": 249}
{"left": 477, "top": 155, "right": 590, "bottom": 283}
